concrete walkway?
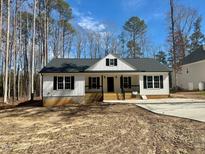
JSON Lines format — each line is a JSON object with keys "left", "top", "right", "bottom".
{"left": 104, "top": 98, "right": 205, "bottom": 104}
{"left": 137, "top": 102, "right": 205, "bottom": 122}
{"left": 103, "top": 98, "right": 205, "bottom": 122}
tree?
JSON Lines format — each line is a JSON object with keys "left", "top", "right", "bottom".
{"left": 168, "top": 0, "right": 198, "bottom": 88}
{"left": 0, "top": 0, "right": 3, "bottom": 95}
{"left": 189, "top": 16, "right": 205, "bottom": 52}
{"left": 31, "top": 0, "right": 37, "bottom": 101}
{"left": 102, "top": 32, "right": 112, "bottom": 56}
{"left": 123, "top": 16, "right": 147, "bottom": 58}
{"left": 118, "top": 32, "right": 127, "bottom": 57}
{"left": 155, "top": 51, "right": 167, "bottom": 65}
{"left": 4, "top": 0, "right": 11, "bottom": 103}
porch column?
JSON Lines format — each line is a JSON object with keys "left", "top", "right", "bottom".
{"left": 120, "top": 75, "right": 125, "bottom": 100}
{"left": 101, "top": 75, "right": 104, "bottom": 100}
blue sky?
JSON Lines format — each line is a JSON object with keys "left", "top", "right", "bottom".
{"left": 68, "top": 0, "right": 205, "bottom": 47}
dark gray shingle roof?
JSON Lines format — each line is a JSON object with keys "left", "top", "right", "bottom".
{"left": 123, "top": 58, "right": 169, "bottom": 72}
{"left": 40, "top": 58, "right": 99, "bottom": 73}
{"left": 40, "top": 57, "right": 170, "bottom": 73}
{"left": 183, "top": 48, "right": 205, "bottom": 65}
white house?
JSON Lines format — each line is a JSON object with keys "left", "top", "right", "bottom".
{"left": 177, "top": 46, "right": 205, "bottom": 90}
{"left": 40, "top": 53, "right": 170, "bottom": 106}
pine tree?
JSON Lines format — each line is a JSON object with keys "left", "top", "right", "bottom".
{"left": 155, "top": 51, "right": 167, "bottom": 65}
{"left": 189, "top": 16, "right": 205, "bottom": 52}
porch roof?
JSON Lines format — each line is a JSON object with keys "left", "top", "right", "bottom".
{"left": 40, "top": 57, "right": 170, "bottom": 73}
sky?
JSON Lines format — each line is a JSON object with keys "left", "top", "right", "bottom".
{"left": 68, "top": 0, "right": 205, "bottom": 48}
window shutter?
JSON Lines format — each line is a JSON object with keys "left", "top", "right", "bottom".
{"left": 53, "top": 76, "right": 57, "bottom": 90}
{"left": 114, "top": 59, "right": 117, "bottom": 66}
{"left": 106, "top": 58, "right": 109, "bottom": 66}
{"left": 89, "top": 77, "right": 92, "bottom": 89}
{"left": 71, "top": 76, "right": 75, "bottom": 90}
{"left": 120, "top": 76, "right": 123, "bottom": 88}
{"left": 160, "top": 75, "right": 164, "bottom": 89}
{"left": 128, "top": 77, "right": 131, "bottom": 88}
{"left": 97, "top": 77, "right": 100, "bottom": 89}
{"left": 143, "top": 76, "right": 147, "bottom": 89}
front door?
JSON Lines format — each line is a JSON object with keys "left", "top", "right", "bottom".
{"left": 107, "top": 77, "right": 114, "bottom": 92}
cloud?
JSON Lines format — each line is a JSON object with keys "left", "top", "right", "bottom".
{"left": 78, "top": 16, "right": 106, "bottom": 32}
{"left": 72, "top": 7, "right": 107, "bottom": 32}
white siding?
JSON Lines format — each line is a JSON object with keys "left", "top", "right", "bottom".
{"left": 86, "top": 53, "right": 135, "bottom": 71}
{"left": 43, "top": 74, "right": 85, "bottom": 97}
{"left": 176, "top": 60, "right": 205, "bottom": 90}
{"left": 139, "top": 73, "right": 169, "bottom": 95}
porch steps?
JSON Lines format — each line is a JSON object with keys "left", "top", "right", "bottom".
{"left": 85, "top": 93, "right": 103, "bottom": 104}
{"left": 104, "top": 93, "right": 142, "bottom": 100}
{"left": 104, "top": 93, "right": 123, "bottom": 100}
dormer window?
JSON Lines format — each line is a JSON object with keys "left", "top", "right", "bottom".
{"left": 106, "top": 58, "right": 117, "bottom": 66}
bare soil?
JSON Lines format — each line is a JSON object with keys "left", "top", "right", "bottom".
{"left": 171, "top": 91, "right": 205, "bottom": 99}
{"left": 0, "top": 103, "right": 205, "bottom": 154}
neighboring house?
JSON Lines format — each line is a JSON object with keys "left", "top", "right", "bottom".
{"left": 40, "top": 53, "right": 170, "bottom": 106}
{"left": 176, "top": 46, "right": 205, "bottom": 90}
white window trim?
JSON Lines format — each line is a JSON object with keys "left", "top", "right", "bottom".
{"left": 90, "top": 77, "right": 100, "bottom": 89}
{"left": 55, "top": 76, "right": 73, "bottom": 90}
{"left": 107, "top": 58, "right": 117, "bottom": 66}
{"left": 146, "top": 75, "right": 162, "bottom": 89}
{"left": 123, "top": 76, "right": 131, "bottom": 89}
{"left": 65, "top": 76, "right": 72, "bottom": 90}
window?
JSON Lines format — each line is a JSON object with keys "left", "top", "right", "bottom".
{"left": 143, "top": 75, "right": 164, "bottom": 89}
{"left": 89, "top": 77, "right": 100, "bottom": 89}
{"left": 106, "top": 58, "right": 117, "bottom": 66}
{"left": 154, "top": 76, "right": 160, "bottom": 88}
{"left": 53, "top": 76, "right": 75, "bottom": 90}
{"left": 147, "top": 76, "right": 153, "bottom": 88}
{"left": 123, "top": 77, "right": 131, "bottom": 88}
{"left": 58, "top": 77, "right": 64, "bottom": 90}
{"left": 65, "top": 77, "right": 71, "bottom": 89}
{"left": 110, "top": 59, "right": 114, "bottom": 66}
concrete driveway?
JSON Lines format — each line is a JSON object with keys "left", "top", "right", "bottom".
{"left": 137, "top": 102, "right": 205, "bottom": 122}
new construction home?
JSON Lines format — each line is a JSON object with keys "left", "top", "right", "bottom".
{"left": 40, "top": 53, "right": 170, "bottom": 106}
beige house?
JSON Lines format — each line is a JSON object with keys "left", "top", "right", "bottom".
{"left": 40, "top": 53, "right": 170, "bottom": 106}
{"left": 176, "top": 47, "right": 205, "bottom": 90}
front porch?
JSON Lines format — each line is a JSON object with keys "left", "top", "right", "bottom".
{"left": 85, "top": 74, "right": 141, "bottom": 101}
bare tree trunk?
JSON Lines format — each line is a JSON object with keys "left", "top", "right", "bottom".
{"left": 62, "top": 29, "right": 65, "bottom": 58}
{"left": 13, "top": 0, "right": 19, "bottom": 102}
{"left": 31, "top": 0, "right": 37, "bottom": 101}
{"left": 170, "top": 0, "right": 177, "bottom": 88}
{"left": 17, "top": 64, "right": 20, "bottom": 100}
{"left": 3, "top": 0, "right": 11, "bottom": 103}
{"left": 0, "top": 0, "right": 2, "bottom": 96}
{"left": 45, "top": 0, "right": 48, "bottom": 64}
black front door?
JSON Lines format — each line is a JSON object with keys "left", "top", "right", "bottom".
{"left": 107, "top": 77, "right": 114, "bottom": 92}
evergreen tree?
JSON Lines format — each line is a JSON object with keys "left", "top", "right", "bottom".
{"left": 189, "top": 16, "right": 205, "bottom": 52}
{"left": 155, "top": 51, "right": 167, "bottom": 65}
{"left": 123, "top": 16, "right": 147, "bottom": 58}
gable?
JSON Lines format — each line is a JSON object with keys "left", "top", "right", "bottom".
{"left": 86, "top": 53, "right": 136, "bottom": 71}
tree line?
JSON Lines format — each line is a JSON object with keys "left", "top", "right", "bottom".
{"left": 0, "top": 0, "right": 205, "bottom": 103}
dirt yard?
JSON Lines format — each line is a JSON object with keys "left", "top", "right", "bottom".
{"left": 0, "top": 103, "right": 205, "bottom": 154}
{"left": 171, "top": 91, "right": 205, "bottom": 99}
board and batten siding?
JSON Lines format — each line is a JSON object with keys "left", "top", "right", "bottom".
{"left": 176, "top": 60, "right": 205, "bottom": 90}
{"left": 43, "top": 75, "right": 85, "bottom": 97}
{"left": 139, "top": 72, "right": 169, "bottom": 95}
{"left": 86, "top": 54, "right": 135, "bottom": 71}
